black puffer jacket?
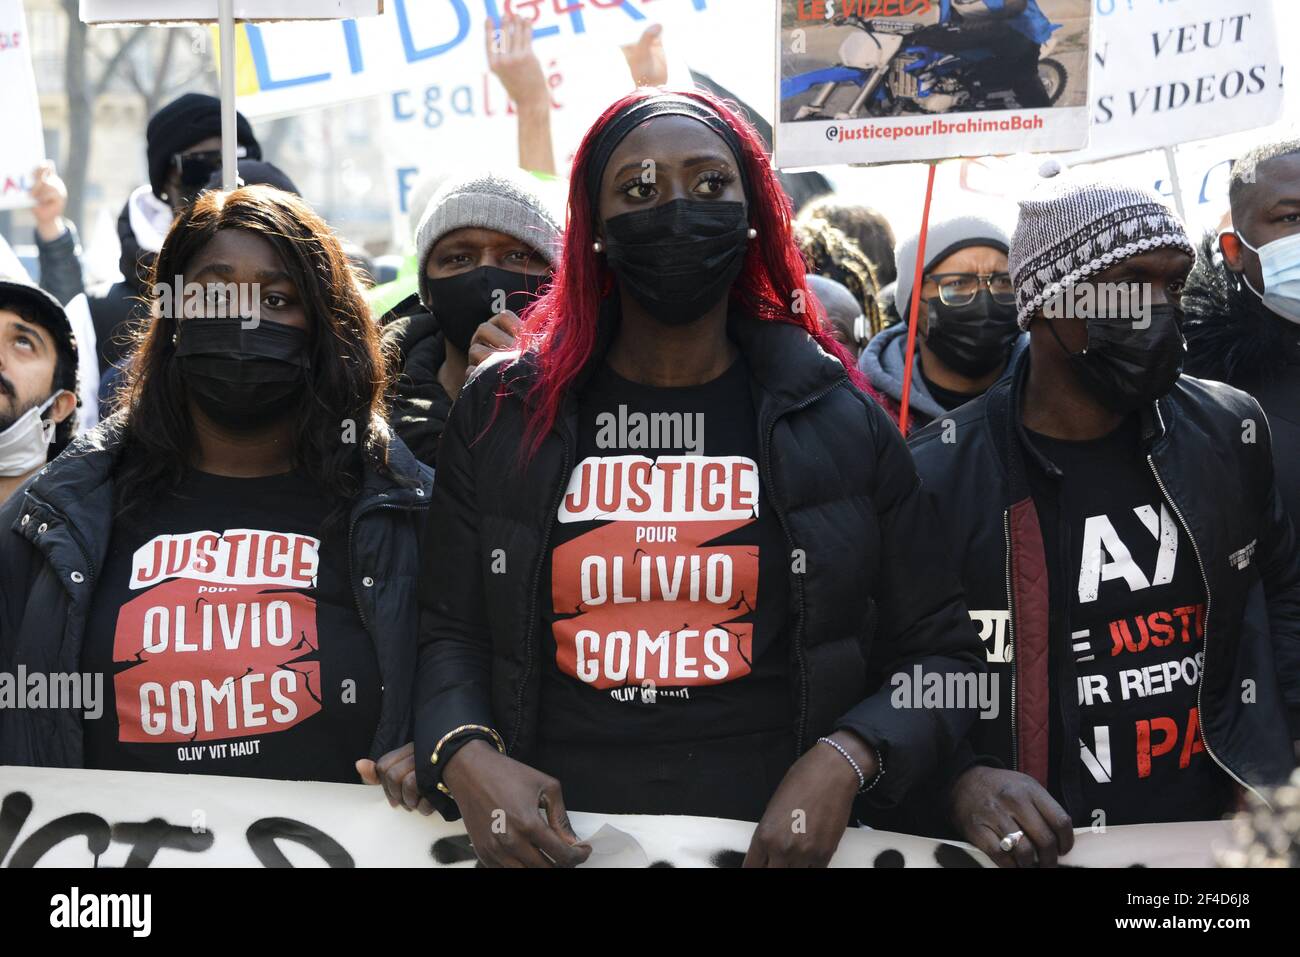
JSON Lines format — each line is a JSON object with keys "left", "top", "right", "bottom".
{"left": 1184, "top": 233, "right": 1300, "bottom": 526}
{"left": 908, "top": 350, "right": 1300, "bottom": 813}
{"left": 0, "top": 419, "right": 433, "bottom": 768}
{"left": 413, "top": 308, "right": 986, "bottom": 819}
{"left": 381, "top": 293, "right": 454, "bottom": 470}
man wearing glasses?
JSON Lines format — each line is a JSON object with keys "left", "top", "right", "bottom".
{"left": 860, "top": 212, "right": 1023, "bottom": 433}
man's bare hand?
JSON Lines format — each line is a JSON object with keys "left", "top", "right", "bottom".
{"left": 31, "top": 162, "right": 69, "bottom": 243}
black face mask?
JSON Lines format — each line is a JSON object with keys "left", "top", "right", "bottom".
{"left": 603, "top": 199, "right": 751, "bottom": 325}
{"left": 923, "top": 291, "right": 1020, "bottom": 378}
{"left": 427, "top": 266, "right": 547, "bottom": 353}
{"left": 1048, "top": 303, "right": 1187, "bottom": 414}
{"left": 175, "top": 318, "right": 310, "bottom": 431}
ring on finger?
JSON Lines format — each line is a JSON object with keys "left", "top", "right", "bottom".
{"left": 999, "top": 830, "right": 1025, "bottom": 853}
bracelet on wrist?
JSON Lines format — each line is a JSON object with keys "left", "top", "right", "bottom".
{"left": 817, "top": 735, "right": 884, "bottom": 795}
{"left": 431, "top": 723, "right": 506, "bottom": 796}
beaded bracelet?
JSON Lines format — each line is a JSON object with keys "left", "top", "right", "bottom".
{"left": 817, "top": 736, "right": 884, "bottom": 795}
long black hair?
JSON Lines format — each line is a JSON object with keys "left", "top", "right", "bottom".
{"left": 112, "top": 184, "right": 394, "bottom": 526}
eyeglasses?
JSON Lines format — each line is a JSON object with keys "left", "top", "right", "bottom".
{"left": 927, "top": 271, "right": 1015, "bottom": 307}
{"left": 172, "top": 146, "right": 248, "bottom": 189}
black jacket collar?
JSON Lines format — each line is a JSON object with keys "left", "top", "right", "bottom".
{"left": 986, "top": 346, "right": 1171, "bottom": 499}
{"left": 499, "top": 297, "right": 849, "bottom": 420}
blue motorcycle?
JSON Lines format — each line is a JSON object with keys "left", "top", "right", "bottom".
{"left": 783, "top": 13, "right": 1067, "bottom": 121}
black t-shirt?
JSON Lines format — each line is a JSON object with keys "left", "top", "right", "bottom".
{"left": 920, "top": 364, "right": 982, "bottom": 413}
{"left": 81, "top": 469, "right": 381, "bottom": 783}
{"left": 538, "top": 356, "right": 792, "bottom": 750}
{"left": 1027, "top": 418, "right": 1231, "bottom": 824}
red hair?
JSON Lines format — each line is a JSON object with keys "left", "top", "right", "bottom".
{"left": 513, "top": 88, "right": 870, "bottom": 460}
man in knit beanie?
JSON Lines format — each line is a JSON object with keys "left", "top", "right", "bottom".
{"left": 906, "top": 175, "right": 1300, "bottom": 867}
{"left": 383, "top": 167, "right": 562, "bottom": 468}
{"left": 860, "top": 210, "right": 1022, "bottom": 432}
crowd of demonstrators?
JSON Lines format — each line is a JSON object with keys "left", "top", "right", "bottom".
{"left": 3, "top": 20, "right": 1300, "bottom": 869}
{"left": 1184, "top": 139, "right": 1300, "bottom": 525}
{"left": 860, "top": 213, "right": 1021, "bottom": 433}
{"left": 406, "top": 89, "right": 983, "bottom": 868}
{"left": 380, "top": 169, "right": 560, "bottom": 468}
{"left": 0, "top": 185, "right": 432, "bottom": 779}
{"left": 909, "top": 177, "right": 1300, "bottom": 866}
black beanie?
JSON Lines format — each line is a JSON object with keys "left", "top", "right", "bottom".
{"left": 203, "top": 159, "right": 301, "bottom": 196}
{"left": 147, "top": 93, "right": 262, "bottom": 201}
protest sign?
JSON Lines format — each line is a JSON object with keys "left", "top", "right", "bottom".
{"left": 0, "top": 0, "right": 47, "bottom": 212}
{"left": 1068, "top": 0, "right": 1283, "bottom": 164}
{"left": 217, "top": 0, "right": 752, "bottom": 119}
{"left": 79, "top": 0, "right": 384, "bottom": 23}
{"left": 774, "top": 0, "right": 1094, "bottom": 169}
{"left": 0, "top": 765, "right": 1237, "bottom": 868}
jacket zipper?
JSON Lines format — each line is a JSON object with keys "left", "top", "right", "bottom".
{"left": 760, "top": 375, "right": 847, "bottom": 757}
{"left": 1146, "top": 454, "right": 1269, "bottom": 808}
{"left": 508, "top": 440, "right": 572, "bottom": 756}
{"left": 1002, "top": 509, "right": 1018, "bottom": 771}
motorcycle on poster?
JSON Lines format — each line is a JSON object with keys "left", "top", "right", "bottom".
{"left": 775, "top": 0, "right": 1093, "bottom": 168}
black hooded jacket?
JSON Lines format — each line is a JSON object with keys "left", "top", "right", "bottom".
{"left": 0, "top": 420, "right": 433, "bottom": 769}
{"left": 412, "top": 307, "right": 987, "bottom": 820}
{"left": 1184, "top": 234, "right": 1300, "bottom": 525}
{"left": 86, "top": 200, "right": 154, "bottom": 376}
{"left": 908, "top": 349, "right": 1300, "bottom": 819}
{"left": 381, "top": 293, "right": 454, "bottom": 470}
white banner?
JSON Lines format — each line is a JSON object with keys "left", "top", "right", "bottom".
{"left": 774, "top": 0, "right": 1094, "bottom": 168}
{"left": 1067, "top": 0, "right": 1283, "bottom": 163}
{"left": 0, "top": 765, "right": 1236, "bottom": 868}
{"left": 80, "top": 0, "right": 384, "bottom": 24}
{"left": 0, "top": 0, "right": 46, "bottom": 212}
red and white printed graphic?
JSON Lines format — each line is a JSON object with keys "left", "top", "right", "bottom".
{"left": 113, "top": 529, "right": 322, "bottom": 745}
{"left": 552, "top": 456, "right": 761, "bottom": 691}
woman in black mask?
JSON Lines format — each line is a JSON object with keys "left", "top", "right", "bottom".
{"left": 401, "top": 90, "right": 985, "bottom": 867}
{"left": 0, "top": 185, "right": 432, "bottom": 784}
{"left": 861, "top": 213, "right": 1024, "bottom": 433}
{"left": 381, "top": 169, "right": 560, "bottom": 468}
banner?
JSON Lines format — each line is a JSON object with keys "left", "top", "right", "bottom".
{"left": 774, "top": 0, "right": 1094, "bottom": 168}
{"left": 0, "top": 0, "right": 46, "bottom": 212}
{"left": 0, "top": 766, "right": 1237, "bottom": 868}
{"left": 80, "top": 1, "right": 384, "bottom": 23}
{"left": 1066, "top": 0, "right": 1283, "bottom": 164}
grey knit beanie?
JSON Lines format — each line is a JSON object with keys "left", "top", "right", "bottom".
{"left": 894, "top": 213, "right": 1010, "bottom": 320}
{"left": 415, "top": 168, "right": 563, "bottom": 308}
{"left": 1008, "top": 176, "right": 1193, "bottom": 330}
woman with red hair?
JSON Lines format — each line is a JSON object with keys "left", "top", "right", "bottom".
{"left": 410, "top": 90, "right": 983, "bottom": 866}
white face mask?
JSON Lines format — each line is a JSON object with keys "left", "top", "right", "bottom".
{"left": 0, "top": 394, "right": 60, "bottom": 478}
{"left": 1236, "top": 230, "right": 1300, "bottom": 324}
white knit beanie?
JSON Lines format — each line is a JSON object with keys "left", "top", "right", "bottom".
{"left": 414, "top": 168, "right": 563, "bottom": 308}
{"left": 1008, "top": 176, "right": 1193, "bottom": 330}
{"left": 894, "top": 213, "right": 1011, "bottom": 319}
